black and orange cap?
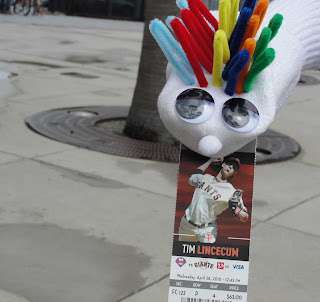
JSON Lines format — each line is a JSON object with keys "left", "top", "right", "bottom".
{"left": 225, "top": 157, "right": 241, "bottom": 172}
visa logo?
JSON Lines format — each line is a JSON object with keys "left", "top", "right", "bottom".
{"left": 233, "top": 265, "right": 244, "bottom": 269}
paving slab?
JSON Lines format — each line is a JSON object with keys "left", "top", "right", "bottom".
{"left": 252, "top": 161, "right": 320, "bottom": 221}
{"left": 14, "top": 90, "right": 133, "bottom": 108}
{"left": 9, "top": 76, "right": 136, "bottom": 108}
{"left": 4, "top": 64, "right": 137, "bottom": 107}
{"left": 0, "top": 14, "right": 144, "bottom": 32}
{"left": 270, "top": 98, "right": 320, "bottom": 166}
{"left": 0, "top": 289, "right": 30, "bottom": 302}
{"left": 248, "top": 223, "right": 320, "bottom": 302}
{"left": 0, "top": 102, "right": 75, "bottom": 158}
{"left": 0, "top": 224, "right": 148, "bottom": 302}
{"left": 263, "top": 69, "right": 320, "bottom": 166}
{"left": 269, "top": 193, "right": 320, "bottom": 237}
{"left": 10, "top": 71, "right": 104, "bottom": 100}
{"left": 0, "top": 17, "right": 142, "bottom": 78}
{"left": 285, "top": 70, "right": 320, "bottom": 106}
{"left": 0, "top": 159, "right": 175, "bottom": 282}
{"left": 37, "top": 148, "right": 179, "bottom": 198}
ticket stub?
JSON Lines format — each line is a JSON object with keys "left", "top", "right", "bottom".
{"left": 169, "top": 142, "right": 256, "bottom": 302}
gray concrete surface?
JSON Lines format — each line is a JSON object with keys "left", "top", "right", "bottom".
{"left": 0, "top": 13, "right": 319, "bottom": 302}
{"left": 0, "top": 224, "right": 148, "bottom": 302}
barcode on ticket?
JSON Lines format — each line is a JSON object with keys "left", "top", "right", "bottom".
{"left": 180, "top": 299, "right": 231, "bottom": 302}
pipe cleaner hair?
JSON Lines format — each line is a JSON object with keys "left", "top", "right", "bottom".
{"left": 149, "top": 0, "right": 320, "bottom": 158}
{"left": 150, "top": 0, "right": 283, "bottom": 96}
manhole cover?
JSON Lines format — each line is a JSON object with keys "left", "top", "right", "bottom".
{"left": 256, "top": 130, "right": 300, "bottom": 164}
{"left": 25, "top": 106, "right": 300, "bottom": 164}
{"left": 68, "top": 110, "right": 98, "bottom": 117}
{"left": 26, "top": 106, "right": 180, "bottom": 162}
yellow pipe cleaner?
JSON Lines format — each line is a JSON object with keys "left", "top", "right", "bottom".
{"left": 219, "top": 0, "right": 231, "bottom": 35}
{"left": 229, "top": 0, "right": 240, "bottom": 38}
{"left": 213, "top": 30, "right": 230, "bottom": 87}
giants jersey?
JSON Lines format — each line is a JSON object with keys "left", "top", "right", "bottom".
{"left": 185, "top": 173, "right": 242, "bottom": 224}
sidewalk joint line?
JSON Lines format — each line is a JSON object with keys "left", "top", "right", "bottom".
{"left": 116, "top": 273, "right": 170, "bottom": 302}
{"left": 0, "top": 149, "right": 24, "bottom": 158}
{"left": 0, "top": 158, "right": 24, "bottom": 167}
{"left": 32, "top": 158, "right": 175, "bottom": 200}
{"left": 263, "top": 192, "right": 320, "bottom": 223}
{"left": 32, "top": 148, "right": 76, "bottom": 160}
{"left": 266, "top": 222, "right": 320, "bottom": 239}
{"left": 295, "top": 160, "right": 320, "bottom": 169}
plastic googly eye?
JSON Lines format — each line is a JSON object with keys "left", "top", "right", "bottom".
{"left": 222, "top": 98, "right": 259, "bottom": 132}
{"left": 175, "top": 89, "right": 215, "bottom": 124}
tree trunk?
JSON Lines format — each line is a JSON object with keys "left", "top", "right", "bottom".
{"left": 123, "top": 0, "right": 178, "bottom": 144}
{"left": 123, "top": 0, "right": 209, "bottom": 144}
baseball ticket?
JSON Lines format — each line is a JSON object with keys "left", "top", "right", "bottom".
{"left": 168, "top": 141, "right": 256, "bottom": 302}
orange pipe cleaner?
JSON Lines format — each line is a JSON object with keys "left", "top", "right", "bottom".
{"left": 240, "top": 15, "right": 260, "bottom": 49}
{"left": 253, "top": 0, "right": 269, "bottom": 35}
{"left": 236, "top": 38, "right": 256, "bottom": 94}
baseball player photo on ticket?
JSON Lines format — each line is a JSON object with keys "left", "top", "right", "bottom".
{"left": 169, "top": 143, "right": 255, "bottom": 302}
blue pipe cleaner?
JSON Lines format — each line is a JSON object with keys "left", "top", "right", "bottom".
{"left": 152, "top": 18, "right": 192, "bottom": 72}
{"left": 176, "top": 0, "right": 189, "bottom": 10}
{"left": 149, "top": 19, "right": 195, "bottom": 85}
{"left": 166, "top": 16, "right": 175, "bottom": 31}
{"left": 222, "top": 52, "right": 240, "bottom": 81}
{"left": 229, "top": 7, "right": 251, "bottom": 49}
{"left": 241, "top": 0, "right": 257, "bottom": 11}
{"left": 222, "top": 50, "right": 250, "bottom": 96}
{"left": 161, "top": 18, "right": 192, "bottom": 73}
{"left": 166, "top": 16, "right": 185, "bottom": 32}
{"left": 229, "top": 8, "right": 252, "bottom": 58}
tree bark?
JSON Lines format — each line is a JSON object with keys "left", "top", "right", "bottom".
{"left": 123, "top": 0, "right": 208, "bottom": 144}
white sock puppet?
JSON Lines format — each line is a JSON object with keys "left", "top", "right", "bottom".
{"left": 150, "top": 0, "right": 320, "bottom": 157}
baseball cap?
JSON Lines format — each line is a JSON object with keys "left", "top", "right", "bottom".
{"left": 225, "top": 157, "right": 241, "bottom": 172}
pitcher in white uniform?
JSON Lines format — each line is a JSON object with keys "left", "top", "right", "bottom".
{"left": 179, "top": 157, "right": 248, "bottom": 243}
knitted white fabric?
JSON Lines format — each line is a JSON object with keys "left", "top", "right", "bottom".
{"left": 267, "top": 0, "right": 320, "bottom": 71}
{"left": 158, "top": 0, "right": 320, "bottom": 157}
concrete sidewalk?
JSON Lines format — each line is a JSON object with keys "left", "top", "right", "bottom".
{"left": 0, "top": 14, "right": 319, "bottom": 302}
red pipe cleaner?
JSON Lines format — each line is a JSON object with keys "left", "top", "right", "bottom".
{"left": 196, "top": 0, "right": 219, "bottom": 31}
{"left": 180, "top": 9, "right": 213, "bottom": 61}
{"left": 188, "top": 0, "right": 216, "bottom": 41}
{"left": 171, "top": 18, "right": 208, "bottom": 87}
{"left": 172, "top": 18, "right": 213, "bottom": 74}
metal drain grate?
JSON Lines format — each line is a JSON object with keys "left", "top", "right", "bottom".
{"left": 25, "top": 106, "right": 300, "bottom": 164}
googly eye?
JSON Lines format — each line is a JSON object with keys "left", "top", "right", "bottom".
{"left": 222, "top": 98, "right": 259, "bottom": 132}
{"left": 175, "top": 89, "right": 215, "bottom": 124}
